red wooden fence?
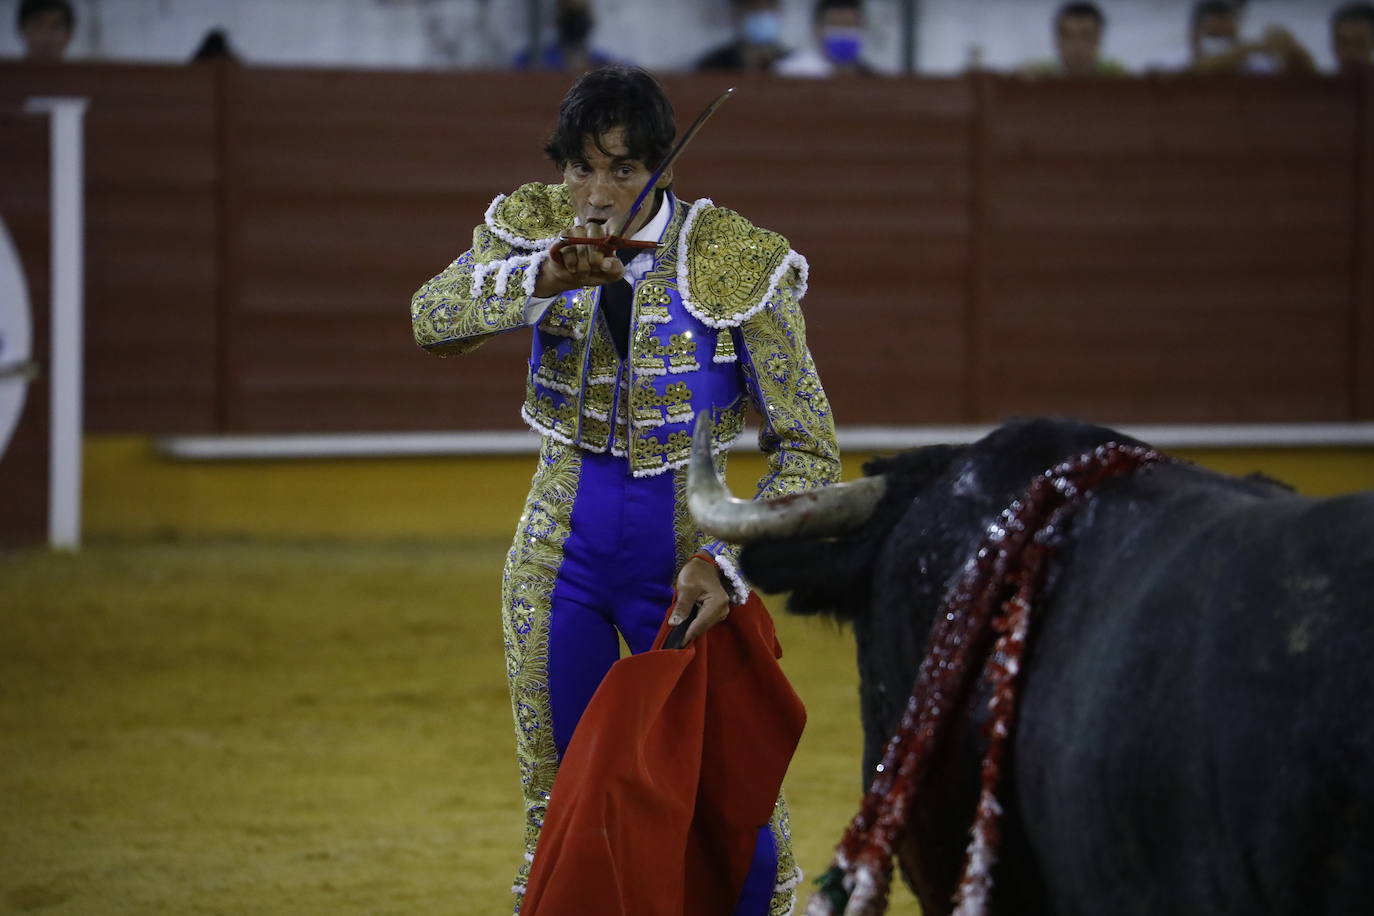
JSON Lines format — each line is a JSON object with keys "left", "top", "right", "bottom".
{"left": 1, "top": 63, "right": 1370, "bottom": 435}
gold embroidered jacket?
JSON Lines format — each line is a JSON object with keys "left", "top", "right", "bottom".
{"left": 410, "top": 182, "right": 839, "bottom": 593}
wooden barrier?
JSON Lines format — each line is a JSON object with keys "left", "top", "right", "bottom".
{"left": 1, "top": 63, "right": 1370, "bottom": 435}
{"left": 0, "top": 110, "right": 50, "bottom": 546}
{"left": 0, "top": 63, "right": 219, "bottom": 435}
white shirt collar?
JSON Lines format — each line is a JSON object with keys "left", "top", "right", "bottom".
{"left": 628, "top": 191, "right": 672, "bottom": 245}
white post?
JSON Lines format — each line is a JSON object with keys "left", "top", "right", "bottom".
{"left": 24, "top": 97, "right": 88, "bottom": 551}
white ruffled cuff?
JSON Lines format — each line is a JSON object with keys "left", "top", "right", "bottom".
{"left": 698, "top": 543, "right": 749, "bottom": 605}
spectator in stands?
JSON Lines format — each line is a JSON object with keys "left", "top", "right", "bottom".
{"left": 696, "top": 0, "right": 790, "bottom": 73}
{"left": 513, "top": 0, "right": 618, "bottom": 72}
{"left": 190, "top": 28, "right": 240, "bottom": 64}
{"left": 777, "top": 0, "right": 875, "bottom": 78}
{"left": 1020, "top": 2, "right": 1128, "bottom": 77}
{"left": 1186, "top": 0, "right": 1315, "bottom": 74}
{"left": 1331, "top": 2, "right": 1374, "bottom": 73}
{"left": 17, "top": 0, "right": 73, "bottom": 62}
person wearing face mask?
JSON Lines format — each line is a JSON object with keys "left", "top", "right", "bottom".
{"left": 776, "top": 0, "right": 875, "bottom": 78}
{"left": 1182, "top": 0, "right": 1315, "bottom": 75}
{"left": 513, "top": 0, "right": 622, "bottom": 72}
{"left": 696, "top": 0, "right": 791, "bottom": 73}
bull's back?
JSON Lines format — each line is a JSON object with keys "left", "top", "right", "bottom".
{"left": 1012, "top": 470, "right": 1374, "bottom": 915}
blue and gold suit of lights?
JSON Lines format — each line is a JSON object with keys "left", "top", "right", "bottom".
{"left": 412, "top": 182, "right": 840, "bottom": 915}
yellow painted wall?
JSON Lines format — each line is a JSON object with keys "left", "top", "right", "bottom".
{"left": 83, "top": 436, "right": 1374, "bottom": 541}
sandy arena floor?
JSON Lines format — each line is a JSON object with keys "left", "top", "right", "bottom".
{"left": 1, "top": 539, "right": 919, "bottom": 915}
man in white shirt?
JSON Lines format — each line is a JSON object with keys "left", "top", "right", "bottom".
{"left": 777, "top": 0, "right": 875, "bottom": 79}
{"left": 1150, "top": 0, "right": 1315, "bottom": 74}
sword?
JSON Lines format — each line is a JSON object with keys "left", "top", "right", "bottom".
{"left": 548, "top": 87, "right": 735, "bottom": 268}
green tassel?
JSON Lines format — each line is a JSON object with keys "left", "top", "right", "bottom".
{"left": 814, "top": 864, "right": 850, "bottom": 912}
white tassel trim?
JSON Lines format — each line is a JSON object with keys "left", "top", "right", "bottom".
{"left": 627, "top": 418, "right": 745, "bottom": 478}
{"left": 516, "top": 251, "right": 544, "bottom": 299}
{"left": 675, "top": 198, "right": 714, "bottom": 322}
{"left": 676, "top": 198, "right": 811, "bottom": 330}
{"left": 533, "top": 374, "right": 579, "bottom": 397}
{"left": 587, "top": 374, "right": 617, "bottom": 385}
{"left": 712, "top": 352, "right": 738, "bottom": 364}
{"left": 520, "top": 406, "right": 745, "bottom": 477}
{"left": 666, "top": 361, "right": 702, "bottom": 375}
{"left": 516, "top": 406, "right": 579, "bottom": 453}
{"left": 713, "top": 552, "right": 750, "bottom": 605}
{"left": 770, "top": 865, "right": 804, "bottom": 916}
{"left": 581, "top": 407, "right": 609, "bottom": 422}
{"left": 468, "top": 259, "right": 500, "bottom": 300}
{"left": 494, "top": 258, "right": 516, "bottom": 297}
{"left": 631, "top": 459, "right": 676, "bottom": 478}
{"left": 470, "top": 250, "right": 545, "bottom": 301}
{"left": 484, "top": 193, "right": 560, "bottom": 252}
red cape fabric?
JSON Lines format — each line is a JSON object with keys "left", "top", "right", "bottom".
{"left": 521, "top": 592, "right": 807, "bottom": 916}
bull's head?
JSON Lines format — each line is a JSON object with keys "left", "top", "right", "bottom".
{"left": 691, "top": 408, "right": 1154, "bottom": 726}
{"left": 689, "top": 414, "right": 1147, "bottom": 625}
{"left": 688, "top": 414, "right": 972, "bottom": 622}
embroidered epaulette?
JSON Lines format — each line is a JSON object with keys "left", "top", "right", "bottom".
{"left": 679, "top": 201, "right": 804, "bottom": 329}
{"left": 487, "top": 182, "right": 574, "bottom": 249}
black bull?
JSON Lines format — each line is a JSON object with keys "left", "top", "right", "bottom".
{"left": 692, "top": 417, "right": 1374, "bottom": 915}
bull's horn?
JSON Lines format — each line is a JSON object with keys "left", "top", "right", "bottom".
{"left": 687, "top": 414, "right": 886, "bottom": 542}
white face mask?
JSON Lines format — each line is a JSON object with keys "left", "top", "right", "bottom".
{"left": 1197, "top": 34, "right": 1237, "bottom": 56}
{"left": 741, "top": 10, "right": 782, "bottom": 46}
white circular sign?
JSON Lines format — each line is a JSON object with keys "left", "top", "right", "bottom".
{"left": 0, "top": 214, "right": 34, "bottom": 460}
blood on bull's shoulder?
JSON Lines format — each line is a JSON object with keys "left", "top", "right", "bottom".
{"left": 689, "top": 415, "right": 1374, "bottom": 916}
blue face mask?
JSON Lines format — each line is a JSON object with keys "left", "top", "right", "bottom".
{"left": 741, "top": 10, "right": 782, "bottom": 46}
{"left": 821, "top": 27, "right": 863, "bottom": 64}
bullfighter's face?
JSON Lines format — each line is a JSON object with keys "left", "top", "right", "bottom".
{"left": 562, "top": 126, "right": 670, "bottom": 237}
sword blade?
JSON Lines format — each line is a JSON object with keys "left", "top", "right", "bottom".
{"left": 612, "top": 87, "right": 735, "bottom": 239}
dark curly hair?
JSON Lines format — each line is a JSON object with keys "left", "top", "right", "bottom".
{"left": 543, "top": 65, "right": 676, "bottom": 169}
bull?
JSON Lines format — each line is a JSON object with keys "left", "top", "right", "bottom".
{"left": 689, "top": 416, "right": 1374, "bottom": 915}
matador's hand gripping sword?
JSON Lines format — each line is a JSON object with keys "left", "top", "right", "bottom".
{"left": 547, "top": 87, "right": 735, "bottom": 268}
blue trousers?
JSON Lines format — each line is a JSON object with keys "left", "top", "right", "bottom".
{"left": 503, "top": 444, "right": 785, "bottom": 914}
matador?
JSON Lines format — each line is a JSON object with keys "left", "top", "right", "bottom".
{"left": 410, "top": 65, "right": 839, "bottom": 915}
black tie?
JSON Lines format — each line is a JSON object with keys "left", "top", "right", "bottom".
{"left": 601, "top": 248, "right": 642, "bottom": 360}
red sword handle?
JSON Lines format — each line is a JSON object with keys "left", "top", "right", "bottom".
{"left": 547, "top": 235, "right": 659, "bottom": 270}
